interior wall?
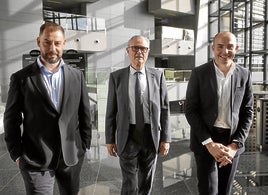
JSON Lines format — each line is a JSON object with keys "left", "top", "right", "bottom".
{"left": 0, "top": 0, "right": 43, "bottom": 134}
{"left": 0, "top": 0, "right": 43, "bottom": 85}
{"left": 85, "top": 0, "right": 155, "bottom": 70}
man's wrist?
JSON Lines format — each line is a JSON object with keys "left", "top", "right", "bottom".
{"left": 202, "top": 138, "right": 213, "bottom": 145}
{"left": 229, "top": 142, "right": 239, "bottom": 150}
{"left": 232, "top": 140, "right": 243, "bottom": 148}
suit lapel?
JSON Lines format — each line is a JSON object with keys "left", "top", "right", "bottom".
{"left": 122, "top": 67, "right": 130, "bottom": 107}
{"left": 231, "top": 67, "right": 239, "bottom": 108}
{"left": 29, "top": 63, "right": 56, "bottom": 110}
{"left": 145, "top": 67, "right": 154, "bottom": 103}
{"left": 60, "top": 65, "right": 71, "bottom": 113}
{"left": 208, "top": 62, "right": 217, "bottom": 98}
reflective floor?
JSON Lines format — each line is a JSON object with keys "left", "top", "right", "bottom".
{"left": 1, "top": 131, "right": 268, "bottom": 195}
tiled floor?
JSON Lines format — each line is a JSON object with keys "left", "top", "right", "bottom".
{"left": 1, "top": 132, "right": 268, "bottom": 195}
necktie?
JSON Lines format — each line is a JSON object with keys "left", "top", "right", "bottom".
{"left": 135, "top": 72, "right": 145, "bottom": 130}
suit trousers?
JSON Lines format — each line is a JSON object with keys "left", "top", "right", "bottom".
{"left": 194, "top": 128, "right": 240, "bottom": 195}
{"left": 119, "top": 124, "right": 157, "bottom": 195}
{"left": 19, "top": 154, "right": 85, "bottom": 195}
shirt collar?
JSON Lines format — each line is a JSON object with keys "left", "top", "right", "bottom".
{"left": 129, "top": 65, "right": 145, "bottom": 75}
{"left": 213, "top": 60, "right": 235, "bottom": 78}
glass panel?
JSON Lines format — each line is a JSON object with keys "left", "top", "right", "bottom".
{"left": 234, "top": 3, "right": 246, "bottom": 32}
{"left": 210, "top": 19, "right": 219, "bottom": 37}
{"left": 43, "top": 10, "right": 106, "bottom": 32}
{"left": 245, "top": 2, "right": 251, "bottom": 28}
{"left": 87, "top": 68, "right": 110, "bottom": 133}
{"left": 221, "top": 0, "right": 231, "bottom": 7}
{"left": 236, "top": 56, "right": 245, "bottom": 67}
{"left": 252, "top": 0, "right": 265, "bottom": 24}
{"left": 209, "top": 0, "right": 219, "bottom": 15}
{"left": 252, "top": 54, "right": 264, "bottom": 82}
{"left": 246, "top": 30, "right": 250, "bottom": 53}
{"left": 164, "top": 69, "right": 190, "bottom": 141}
{"left": 237, "top": 32, "right": 245, "bottom": 53}
{"left": 252, "top": 25, "right": 264, "bottom": 51}
{"left": 162, "top": 153, "right": 194, "bottom": 187}
{"left": 220, "top": 12, "right": 230, "bottom": 31}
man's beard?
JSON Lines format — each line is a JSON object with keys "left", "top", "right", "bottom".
{"left": 42, "top": 53, "right": 61, "bottom": 64}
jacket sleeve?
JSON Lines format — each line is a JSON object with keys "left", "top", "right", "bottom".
{"left": 160, "top": 71, "right": 171, "bottom": 143}
{"left": 78, "top": 71, "right": 92, "bottom": 150}
{"left": 185, "top": 68, "right": 213, "bottom": 143}
{"left": 4, "top": 74, "right": 23, "bottom": 161}
{"left": 232, "top": 70, "right": 254, "bottom": 148}
{"left": 105, "top": 73, "right": 117, "bottom": 144}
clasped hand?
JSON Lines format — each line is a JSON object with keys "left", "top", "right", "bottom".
{"left": 205, "top": 142, "right": 238, "bottom": 168}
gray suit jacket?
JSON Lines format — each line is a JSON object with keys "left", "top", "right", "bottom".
{"left": 4, "top": 62, "right": 92, "bottom": 170}
{"left": 185, "top": 61, "right": 254, "bottom": 154}
{"left": 105, "top": 66, "right": 171, "bottom": 155}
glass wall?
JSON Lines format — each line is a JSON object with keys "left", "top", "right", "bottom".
{"left": 209, "top": 0, "right": 268, "bottom": 89}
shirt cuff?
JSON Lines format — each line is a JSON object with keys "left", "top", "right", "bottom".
{"left": 202, "top": 138, "right": 213, "bottom": 145}
{"left": 15, "top": 156, "right": 21, "bottom": 162}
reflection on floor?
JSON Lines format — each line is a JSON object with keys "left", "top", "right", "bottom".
{"left": 1, "top": 132, "right": 268, "bottom": 195}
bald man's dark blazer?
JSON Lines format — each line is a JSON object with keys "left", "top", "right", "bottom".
{"left": 4, "top": 61, "right": 92, "bottom": 170}
{"left": 185, "top": 61, "right": 254, "bottom": 154}
{"left": 105, "top": 66, "right": 171, "bottom": 155}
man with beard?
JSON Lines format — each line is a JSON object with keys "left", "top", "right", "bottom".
{"left": 4, "top": 21, "right": 92, "bottom": 195}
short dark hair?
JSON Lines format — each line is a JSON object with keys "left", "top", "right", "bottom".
{"left": 39, "top": 21, "right": 65, "bottom": 36}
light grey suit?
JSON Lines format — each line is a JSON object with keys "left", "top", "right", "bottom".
{"left": 105, "top": 65, "right": 170, "bottom": 194}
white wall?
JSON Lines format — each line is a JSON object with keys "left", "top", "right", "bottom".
{"left": 0, "top": 0, "right": 43, "bottom": 133}
{"left": 85, "top": 0, "right": 154, "bottom": 70}
{"left": 0, "top": 0, "right": 43, "bottom": 86}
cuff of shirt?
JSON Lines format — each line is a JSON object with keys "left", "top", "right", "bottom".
{"left": 202, "top": 138, "right": 213, "bottom": 145}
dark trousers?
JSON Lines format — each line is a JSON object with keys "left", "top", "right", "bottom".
{"left": 194, "top": 127, "right": 240, "bottom": 195}
{"left": 20, "top": 155, "right": 84, "bottom": 195}
{"left": 119, "top": 124, "right": 157, "bottom": 195}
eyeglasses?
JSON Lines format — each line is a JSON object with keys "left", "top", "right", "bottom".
{"left": 128, "top": 46, "right": 149, "bottom": 53}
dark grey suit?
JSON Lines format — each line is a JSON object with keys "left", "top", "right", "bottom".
{"left": 4, "top": 61, "right": 91, "bottom": 194}
{"left": 105, "top": 66, "right": 170, "bottom": 194}
{"left": 185, "top": 61, "right": 254, "bottom": 195}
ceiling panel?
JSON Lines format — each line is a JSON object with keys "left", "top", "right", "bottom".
{"left": 43, "top": 0, "right": 99, "bottom": 12}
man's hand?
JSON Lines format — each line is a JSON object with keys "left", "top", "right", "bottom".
{"left": 205, "top": 142, "right": 231, "bottom": 163}
{"left": 218, "top": 142, "right": 238, "bottom": 168}
{"left": 106, "top": 144, "right": 118, "bottom": 157}
{"left": 159, "top": 142, "right": 170, "bottom": 157}
{"left": 206, "top": 142, "right": 239, "bottom": 168}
